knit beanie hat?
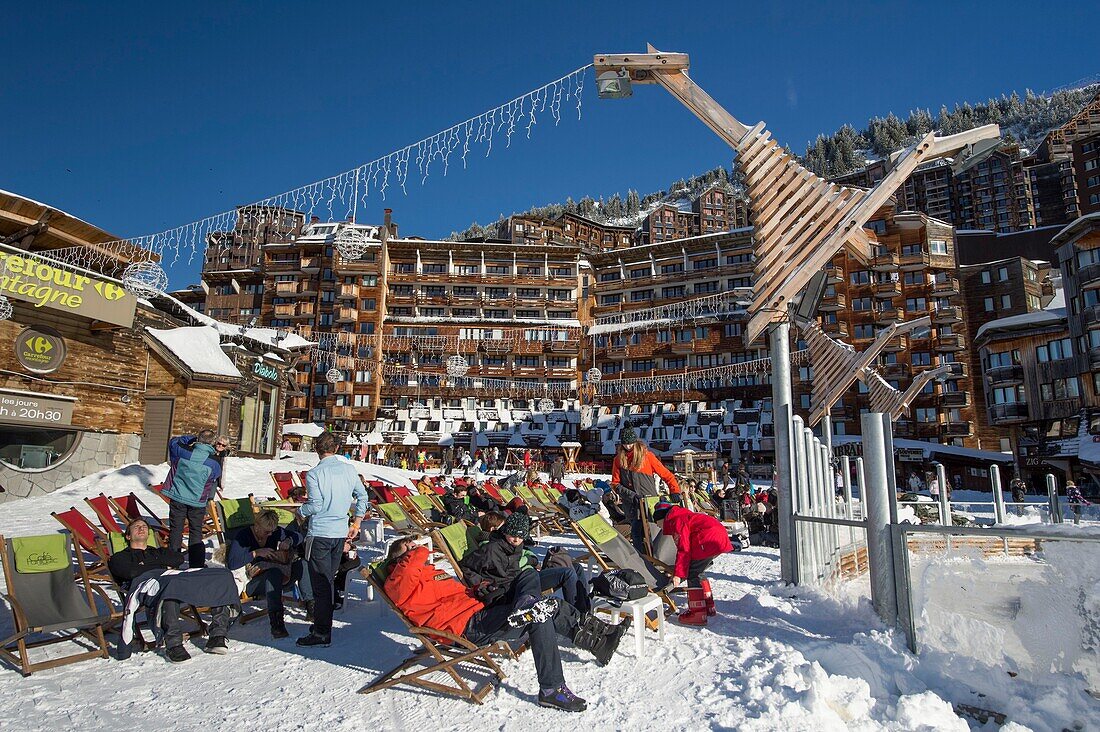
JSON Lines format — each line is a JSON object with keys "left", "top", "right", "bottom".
{"left": 652, "top": 501, "right": 673, "bottom": 522}
{"left": 502, "top": 511, "right": 531, "bottom": 539}
{"left": 620, "top": 427, "right": 638, "bottom": 445}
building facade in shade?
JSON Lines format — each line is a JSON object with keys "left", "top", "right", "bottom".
{"left": 1024, "top": 91, "right": 1100, "bottom": 227}
{"left": 638, "top": 183, "right": 750, "bottom": 246}
{"left": 503, "top": 212, "right": 632, "bottom": 253}
{"left": 958, "top": 257, "right": 1056, "bottom": 450}
{"left": 202, "top": 206, "right": 305, "bottom": 322}
{"left": 832, "top": 144, "right": 1034, "bottom": 234}
{"left": 818, "top": 203, "right": 979, "bottom": 448}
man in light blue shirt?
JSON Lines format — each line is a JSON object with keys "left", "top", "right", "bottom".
{"left": 297, "top": 431, "right": 368, "bottom": 648}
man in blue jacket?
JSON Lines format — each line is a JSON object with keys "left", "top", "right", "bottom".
{"left": 163, "top": 430, "right": 222, "bottom": 568}
{"left": 296, "top": 431, "right": 368, "bottom": 648}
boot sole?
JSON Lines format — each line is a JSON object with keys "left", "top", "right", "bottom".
{"left": 537, "top": 700, "right": 587, "bottom": 712}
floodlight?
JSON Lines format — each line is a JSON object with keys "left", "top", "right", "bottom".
{"left": 596, "top": 69, "right": 632, "bottom": 99}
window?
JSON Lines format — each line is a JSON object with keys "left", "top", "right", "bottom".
{"left": 987, "top": 350, "right": 1019, "bottom": 368}
{"left": 800, "top": 394, "right": 811, "bottom": 409}
{"left": 724, "top": 323, "right": 743, "bottom": 337}
{"left": 452, "top": 308, "right": 477, "bottom": 317}
{"left": 657, "top": 331, "right": 672, "bottom": 343}
{"left": 514, "top": 356, "right": 540, "bottom": 368}
{"left": 903, "top": 272, "right": 925, "bottom": 286}
{"left": 631, "top": 359, "right": 654, "bottom": 372}
{"left": 1040, "top": 377, "right": 1080, "bottom": 400}
{"left": 912, "top": 352, "right": 931, "bottom": 366}
{"left": 992, "top": 386, "right": 1024, "bottom": 404}
{"left": 662, "top": 286, "right": 685, "bottom": 299}
{"left": 515, "top": 310, "right": 539, "bottom": 318}
{"left": 915, "top": 408, "right": 936, "bottom": 423}
{"left": 850, "top": 270, "right": 871, "bottom": 285}
{"left": 997, "top": 266, "right": 1009, "bottom": 282}
{"left": 630, "top": 290, "right": 653, "bottom": 302}
{"left": 629, "top": 268, "right": 649, "bottom": 279}
{"left": 984, "top": 297, "right": 995, "bottom": 312}
{"left": 0, "top": 426, "right": 80, "bottom": 470}
{"left": 853, "top": 324, "right": 874, "bottom": 339}
{"left": 600, "top": 294, "right": 622, "bottom": 306}
{"left": 694, "top": 281, "right": 719, "bottom": 294}
{"left": 422, "top": 263, "right": 446, "bottom": 274}
{"left": 692, "top": 258, "right": 717, "bottom": 270}
{"left": 599, "top": 272, "right": 620, "bottom": 282}
{"left": 694, "top": 354, "right": 720, "bottom": 367}
{"left": 901, "top": 244, "right": 923, "bottom": 256}
{"left": 981, "top": 270, "right": 991, "bottom": 284}
{"left": 1037, "top": 338, "right": 1072, "bottom": 362}
{"left": 660, "top": 263, "right": 684, "bottom": 275}
{"left": 665, "top": 357, "right": 686, "bottom": 369}
{"left": 929, "top": 239, "right": 948, "bottom": 255}
{"left": 905, "top": 297, "right": 927, "bottom": 312}
{"left": 852, "top": 297, "right": 873, "bottom": 311}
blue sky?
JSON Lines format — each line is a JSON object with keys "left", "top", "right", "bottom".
{"left": 2, "top": 1, "right": 1097, "bottom": 287}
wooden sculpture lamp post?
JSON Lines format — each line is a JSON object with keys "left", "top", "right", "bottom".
{"left": 594, "top": 46, "right": 1000, "bottom": 582}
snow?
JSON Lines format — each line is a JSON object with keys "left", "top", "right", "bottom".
{"left": 0, "top": 456, "right": 1097, "bottom": 730}
{"left": 281, "top": 422, "right": 325, "bottom": 437}
{"left": 163, "top": 294, "right": 315, "bottom": 350}
{"left": 146, "top": 326, "right": 242, "bottom": 378}
{"left": 975, "top": 307, "right": 1066, "bottom": 341}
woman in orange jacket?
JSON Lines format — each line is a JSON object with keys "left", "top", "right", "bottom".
{"left": 610, "top": 428, "right": 679, "bottom": 552}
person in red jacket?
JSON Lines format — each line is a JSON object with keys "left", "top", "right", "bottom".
{"left": 382, "top": 537, "right": 625, "bottom": 712}
{"left": 652, "top": 502, "right": 732, "bottom": 626}
{"left": 610, "top": 428, "right": 679, "bottom": 552}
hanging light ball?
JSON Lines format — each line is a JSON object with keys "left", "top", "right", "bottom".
{"left": 445, "top": 354, "right": 470, "bottom": 377}
{"left": 585, "top": 367, "right": 603, "bottom": 383}
{"left": 122, "top": 261, "right": 169, "bottom": 298}
{"left": 326, "top": 368, "right": 343, "bottom": 384}
{"left": 538, "top": 397, "right": 555, "bottom": 414}
{"left": 335, "top": 226, "right": 370, "bottom": 260}
{"left": 0, "top": 294, "right": 12, "bottom": 321}
{"left": 677, "top": 402, "right": 691, "bottom": 416}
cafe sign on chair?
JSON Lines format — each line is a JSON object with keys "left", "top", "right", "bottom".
{"left": 15, "top": 326, "right": 66, "bottom": 374}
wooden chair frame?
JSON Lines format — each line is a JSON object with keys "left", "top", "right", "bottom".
{"left": 108, "top": 492, "right": 170, "bottom": 540}
{"left": 0, "top": 532, "right": 111, "bottom": 676}
{"left": 357, "top": 568, "right": 510, "bottom": 704}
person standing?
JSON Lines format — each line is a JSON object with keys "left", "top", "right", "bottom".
{"left": 610, "top": 428, "right": 679, "bottom": 553}
{"left": 1066, "top": 480, "right": 1091, "bottom": 525}
{"left": 928, "top": 472, "right": 940, "bottom": 501}
{"left": 651, "top": 501, "right": 733, "bottom": 626}
{"left": 549, "top": 455, "right": 566, "bottom": 485}
{"left": 163, "top": 430, "right": 222, "bottom": 569}
{"left": 442, "top": 446, "right": 454, "bottom": 476}
{"left": 1010, "top": 474, "right": 1027, "bottom": 516}
{"left": 296, "top": 431, "right": 369, "bottom": 648}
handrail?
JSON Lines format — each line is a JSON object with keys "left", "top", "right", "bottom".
{"left": 792, "top": 514, "right": 866, "bottom": 529}
{"left": 893, "top": 523, "right": 1100, "bottom": 543}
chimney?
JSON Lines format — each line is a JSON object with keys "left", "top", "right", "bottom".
{"left": 384, "top": 208, "right": 393, "bottom": 236}
{"left": 310, "top": 215, "right": 320, "bottom": 223}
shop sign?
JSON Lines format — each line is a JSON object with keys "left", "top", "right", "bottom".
{"left": 897, "top": 447, "right": 925, "bottom": 462}
{"left": 0, "top": 388, "right": 74, "bottom": 427}
{"left": 1023, "top": 457, "right": 1052, "bottom": 469}
{"left": 0, "top": 246, "right": 137, "bottom": 328}
{"left": 15, "top": 326, "right": 67, "bottom": 374}
{"left": 252, "top": 359, "right": 279, "bottom": 383}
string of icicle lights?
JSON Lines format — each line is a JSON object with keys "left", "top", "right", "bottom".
{"left": 47, "top": 65, "right": 592, "bottom": 275}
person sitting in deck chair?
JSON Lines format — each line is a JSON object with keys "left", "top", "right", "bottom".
{"left": 226, "top": 509, "right": 309, "bottom": 639}
{"left": 466, "top": 483, "right": 500, "bottom": 513}
{"left": 461, "top": 513, "right": 592, "bottom": 616}
{"left": 441, "top": 482, "right": 482, "bottom": 524}
{"left": 385, "top": 534, "right": 627, "bottom": 712}
{"left": 557, "top": 486, "right": 605, "bottom": 522}
{"left": 110, "top": 518, "right": 238, "bottom": 662}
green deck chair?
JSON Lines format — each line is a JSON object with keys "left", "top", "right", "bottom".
{"left": 432, "top": 522, "right": 485, "bottom": 581}
{"left": 571, "top": 514, "right": 676, "bottom": 614}
{"left": 377, "top": 502, "right": 417, "bottom": 533}
{"left": 0, "top": 532, "right": 110, "bottom": 676}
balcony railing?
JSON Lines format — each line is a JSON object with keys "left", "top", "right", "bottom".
{"left": 932, "top": 305, "right": 961, "bottom": 323}
{"left": 875, "top": 306, "right": 899, "bottom": 324}
{"left": 930, "top": 276, "right": 960, "bottom": 296}
{"left": 882, "top": 362, "right": 910, "bottom": 378}
{"left": 938, "top": 391, "right": 970, "bottom": 408}
{"left": 822, "top": 321, "right": 849, "bottom": 338}
{"left": 939, "top": 420, "right": 972, "bottom": 437}
{"left": 899, "top": 251, "right": 931, "bottom": 270}
{"left": 986, "top": 364, "right": 1024, "bottom": 385}
{"left": 1078, "top": 262, "right": 1100, "bottom": 284}
{"left": 338, "top": 284, "right": 359, "bottom": 299}
{"left": 300, "top": 257, "right": 321, "bottom": 272}
{"left": 989, "top": 402, "right": 1029, "bottom": 423}
{"left": 873, "top": 280, "right": 901, "bottom": 297}
{"left": 871, "top": 252, "right": 900, "bottom": 270}
{"left": 933, "top": 333, "right": 964, "bottom": 350}
{"left": 824, "top": 266, "right": 843, "bottom": 284}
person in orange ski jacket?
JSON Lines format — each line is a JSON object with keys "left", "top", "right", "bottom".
{"left": 610, "top": 428, "right": 679, "bottom": 552}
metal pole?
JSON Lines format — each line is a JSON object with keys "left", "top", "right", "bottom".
{"left": 769, "top": 321, "right": 795, "bottom": 583}
{"left": 840, "top": 455, "right": 854, "bottom": 521}
{"left": 880, "top": 413, "right": 899, "bottom": 524}
{"left": 989, "top": 464, "right": 1006, "bottom": 524}
{"left": 855, "top": 456, "right": 866, "bottom": 521}
{"left": 861, "top": 412, "right": 898, "bottom": 626}
{"left": 822, "top": 412, "right": 833, "bottom": 454}
{"left": 791, "top": 415, "right": 808, "bottom": 585}
{"left": 1046, "top": 474, "right": 1063, "bottom": 524}
{"left": 804, "top": 427, "right": 822, "bottom": 582}
{"left": 821, "top": 443, "right": 840, "bottom": 574}
{"left": 936, "top": 462, "right": 951, "bottom": 526}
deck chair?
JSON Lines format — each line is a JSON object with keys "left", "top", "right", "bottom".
{"left": 149, "top": 482, "right": 170, "bottom": 504}
{"left": 271, "top": 472, "right": 297, "bottom": 500}
{"left": 296, "top": 471, "right": 309, "bottom": 488}
{"left": 108, "top": 492, "right": 170, "bottom": 540}
{"left": 209, "top": 496, "right": 257, "bottom": 545}
{"left": 431, "top": 522, "right": 485, "bottom": 582}
{"left": 52, "top": 508, "right": 110, "bottom": 576}
{"left": 571, "top": 514, "right": 676, "bottom": 616}
{"left": 255, "top": 501, "right": 300, "bottom": 528}
{"left": 0, "top": 532, "right": 111, "bottom": 676}
{"left": 376, "top": 502, "right": 421, "bottom": 535}
{"left": 639, "top": 498, "right": 678, "bottom": 568}
{"left": 84, "top": 494, "right": 125, "bottom": 535}
{"left": 515, "top": 486, "right": 565, "bottom": 533}
{"left": 480, "top": 483, "right": 505, "bottom": 504}
{"left": 358, "top": 561, "right": 509, "bottom": 704}
{"left": 401, "top": 494, "right": 446, "bottom": 530}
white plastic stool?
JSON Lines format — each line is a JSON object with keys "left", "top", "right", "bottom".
{"left": 591, "top": 593, "right": 664, "bottom": 658}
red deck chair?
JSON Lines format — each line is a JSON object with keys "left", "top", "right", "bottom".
{"left": 296, "top": 471, "right": 309, "bottom": 487}
{"left": 149, "top": 483, "right": 170, "bottom": 504}
{"left": 109, "top": 492, "right": 168, "bottom": 535}
{"left": 392, "top": 485, "right": 413, "bottom": 499}
{"left": 271, "top": 472, "right": 296, "bottom": 500}
{"left": 481, "top": 483, "right": 504, "bottom": 503}
{"left": 84, "top": 494, "right": 124, "bottom": 534}
{"left": 51, "top": 508, "right": 109, "bottom": 573}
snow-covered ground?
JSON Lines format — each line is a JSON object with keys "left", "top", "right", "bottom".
{"left": 0, "top": 456, "right": 1096, "bottom": 731}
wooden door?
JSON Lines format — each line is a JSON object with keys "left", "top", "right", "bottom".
{"left": 139, "top": 397, "right": 175, "bottom": 465}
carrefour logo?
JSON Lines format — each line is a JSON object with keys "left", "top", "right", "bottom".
{"left": 15, "top": 327, "right": 66, "bottom": 374}
{"left": 25, "top": 335, "right": 54, "bottom": 355}
{"left": 93, "top": 281, "right": 128, "bottom": 301}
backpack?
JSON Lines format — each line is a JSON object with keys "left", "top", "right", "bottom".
{"left": 590, "top": 569, "right": 648, "bottom": 606}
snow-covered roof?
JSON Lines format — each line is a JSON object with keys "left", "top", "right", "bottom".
{"left": 146, "top": 326, "right": 242, "bottom": 378}
{"left": 282, "top": 422, "right": 325, "bottom": 437}
{"left": 831, "top": 435, "right": 1012, "bottom": 463}
{"left": 163, "top": 294, "right": 314, "bottom": 350}
{"left": 1051, "top": 211, "right": 1100, "bottom": 247}
{"left": 975, "top": 307, "right": 1066, "bottom": 342}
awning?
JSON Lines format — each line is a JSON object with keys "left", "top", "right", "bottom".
{"left": 402, "top": 433, "right": 420, "bottom": 446}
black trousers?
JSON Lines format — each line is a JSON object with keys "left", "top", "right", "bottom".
{"left": 685, "top": 558, "right": 714, "bottom": 588}
{"left": 465, "top": 570, "right": 577, "bottom": 691}
{"left": 162, "top": 600, "right": 230, "bottom": 647}
{"left": 168, "top": 500, "right": 208, "bottom": 568}
{"left": 305, "top": 536, "right": 343, "bottom": 636}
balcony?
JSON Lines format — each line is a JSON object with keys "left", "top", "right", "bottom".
{"left": 933, "top": 333, "right": 964, "bottom": 351}
{"left": 882, "top": 362, "right": 910, "bottom": 379}
{"left": 338, "top": 284, "right": 359, "bottom": 299}
{"left": 931, "top": 305, "right": 962, "bottom": 324}
{"left": 875, "top": 305, "right": 899, "bottom": 324}
{"left": 1041, "top": 397, "right": 1082, "bottom": 420}
{"left": 275, "top": 281, "right": 298, "bottom": 296}
{"left": 300, "top": 256, "right": 321, "bottom": 273}
{"left": 939, "top": 420, "right": 972, "bottom": 437}
{"left": 336, "top": 307, "right": 357, "bottom": 323}
{"left": 513, "top": 366, "right": 543, "bottom": 378}
{"left": 331, "top": 406, "right": 353, "bottom": 419}
{"left": 273, "top": 303, "right": 296, "bottom": 318}
{"left": 882, "top": 334, "right": 908, "bottom": 352}
{"left": 1083, "top": 304, "right": 1100, "bottom": 325}
{"left": 1078, "top": 261, "right": 1100, "bottom": 284}
{"left": 482, "top": 338, "right": 514, "bottom": 354}
{"left": 334, "top": 381, "right": 355, "bottom": 395}
{"left": 822, "top": 321, "right": 849, "bottom": 338}
{"left": 547, "top": 367, "right": 576, "bottom": 378}
{"left": 899, "top": 251, "right": 931, "bottom": 270}
{"left": 930, "top": 276, "right": 960, "bottom": 296}
{"left": 824, "top": 266, "right": 843, "bottom": 284}
{"left": 871, "top": 251, "right": 900, "bottom": 271}
{"left": 938, "top": 391, "right": 970, "bottom": 408}
{"left": 544, "top": 339, "right": 580, "bottom": 353}
{"left": 1090, "top": 345, "right": 1100, "bottom": 369}
{"left": 288, "top": 305, "right": 313, "bottom": 320}
{"left": 605, "top": 345, "right": 631, "bottom": 360}
{"left": 986, "top": 364, "right": 1024, "bottom": 385}
{"left": 873, "top": 280, "right": 901, "bottom": 297}
{"left": 820, "top": 292, "right": 847, "bottom": 311}
{"left": 671, "top": 340, "right": 699, "bottom": 354}
{"left": 945, "top": 361, "right": 967, "bottom": 378}
{"left": 989, "top": 402, "right": 1029, "bottom": 424}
